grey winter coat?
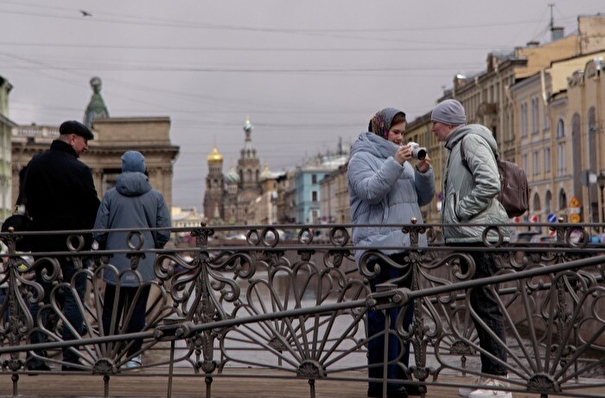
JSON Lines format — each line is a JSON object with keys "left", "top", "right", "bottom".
{"left": 348, "top": 132, "right": 435, "bottom": 261}
{"left": 93, "top": 171, "right": 171, "bottom": 286}
{"left": 441, "top": 124, "right": 510, "bottom": 243}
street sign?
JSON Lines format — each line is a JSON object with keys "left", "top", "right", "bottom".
{"left": 569, "top": 197, "right": 581, "bottom": 208}
{"left": 569, "top": 214, "right": 581, "bottom": 223}
{"left": 547, "top": 213, "right": 557, "bottom": 223}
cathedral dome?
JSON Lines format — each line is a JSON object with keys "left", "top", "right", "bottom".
{"left": 207, "top": 147, "right": 223, "bottom": 162}
{"left": 226, "top": 165, "right": 239, "bottom": 184}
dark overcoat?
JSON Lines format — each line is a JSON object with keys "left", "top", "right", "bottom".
{"left": 23, "top": 140, "right": 100, "bottom": 252}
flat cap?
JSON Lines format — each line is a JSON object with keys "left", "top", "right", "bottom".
{"left": 59, "top": 120, "right": 94, "bottom": 140}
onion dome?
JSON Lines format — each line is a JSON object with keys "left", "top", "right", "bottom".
{"left": 226, "top": 165, "right": 239, "bottom": 184}
{"left": 207, "top": 147, "right": 223, "bottom": 162}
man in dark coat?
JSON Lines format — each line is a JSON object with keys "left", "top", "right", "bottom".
{"left": 23, "top": 120, "right": 100, "bottom": 371}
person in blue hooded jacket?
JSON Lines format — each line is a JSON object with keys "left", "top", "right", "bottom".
{"left": 348, "top": 108, "right": 435, "bottom": 398}
{"left": 93, "top": 151, "right": 171, "bottom": 369}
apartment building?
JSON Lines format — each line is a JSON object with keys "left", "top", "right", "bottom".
{"left": 408, "top": 14, "right": 605, "bottom": 224}
{"left": 0, "top": 75, "right": 16, "bottom": 221}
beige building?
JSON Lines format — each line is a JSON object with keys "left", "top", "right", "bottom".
{"left": 404, "top": 113, "right": 440, "bottom": 223}
{"left": 171, "top": 206, "right": 205, "bottom": 245}
{"left": 0, "top": 75, "right": 16, "bottom": 221}
{"left": 11, "top": 78, "right": 179, "bottom": 211}
{"left": 509, "top": 51, "right": 605, "bottom": 224}
{"left": 250, "top": 164, "right": 280, "bottom": 225}
{"left": 319, "top": 163, "right": 350, "bottom": 225}
{"left": 84, "top": 117, "right": 179, "bottom": 208}
{"left": 407, "top": 15, "right": 605, "bottom": 224}
{"left": 566, "top": 57, "right": 605, "bottom": 224}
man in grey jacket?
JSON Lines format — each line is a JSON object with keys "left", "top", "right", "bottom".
{"left": 431, "top": 100, "right": 512, "bottom": 398}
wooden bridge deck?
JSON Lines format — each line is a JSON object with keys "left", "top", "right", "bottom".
{"left": 3, "top": 369, "right": 597, "bottom": 398}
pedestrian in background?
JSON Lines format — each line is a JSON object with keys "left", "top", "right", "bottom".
{"left": 431, "top": 99, "right": 512, "bottom": 398}
{"left": 348, "top": 108, "right": 435, "bottom": 398}
{"left": 23, "top": 120, "right": 100, "bottom": 371}
{"left": 93, "top": 151, "right": 170, "bottom": 369}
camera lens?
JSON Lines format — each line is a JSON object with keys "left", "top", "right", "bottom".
{"left": 412, "top": 147, "right": 427, "bottom": 160}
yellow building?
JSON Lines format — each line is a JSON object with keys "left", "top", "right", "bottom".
{"left": 319, "top": 163, "right": 350, "bottom": 225}
{"left": 510, "top": 51, "right": 605, "bottom": 224}
{"left": 407, "top": 15, "right": 605, "bottom": 224}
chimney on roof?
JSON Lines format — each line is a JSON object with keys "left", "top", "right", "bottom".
{"left": 551, "top": 26, "right": 564, "bottom": 41}
{"left": 527, "top": 41, "right": 540, "bottom": 48}
{"left": 548, "top": 4, "right": 565, "bottom": 42}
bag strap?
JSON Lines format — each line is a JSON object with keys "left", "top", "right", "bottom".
{"left": 459, "top": 134, "right": 499, "bottom": 174}
{"left": 459, "top": 138, "right": 471, "bottom": 174}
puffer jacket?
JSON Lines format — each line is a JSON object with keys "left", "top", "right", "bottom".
{"left": 441, "top": 124, "right": 510, "bottom": 243}
{"left": 348, "top": 132, "right": 435, "bottom": 261}
{"left": 93, "top": 171, "right": 171, "bottom": 286}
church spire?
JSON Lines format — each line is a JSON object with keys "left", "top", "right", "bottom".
{"left": 242, "top": 117, "right": 256, "bottom": 159}
{"left": 84, "top": 76, "right": 109, "bottom": 128}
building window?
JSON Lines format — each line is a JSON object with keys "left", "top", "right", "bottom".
{"left": 532, "top": 151, "right": 539, "bottom": 176}
{"left": 558, "top": 189, "right": 567, "bottom": 211}
{"left": 543, "top": 96, "right": 550, "bottom": 131}
{"left": 312, "top": 174, "right": 317, "bottom": 184}
{"left": 557, "top": 143, "right": 566, "bottom": 175}
{"left": 544, "top": 147, "right": 551, "bottom": 173}
{"left": 545, "top": 190, "right": 552, "bottom": 213}
{"left": 522, "top": 153, "right": 528, "bottom": 172}
{"left": 311, "top": 191, "right": 318, "bottom": 202}
{"left": 531, "top": 98, "right": 539, "bottom": 135}
{"left": 556, "top": 118, "right": 565, "bottom": 138}
{"left": 521, "top": 102, "right": 528, "bottom": 138}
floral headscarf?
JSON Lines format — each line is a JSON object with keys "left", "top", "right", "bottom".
{"left": 368, "top": 108, "right": 405, "bottom": 140}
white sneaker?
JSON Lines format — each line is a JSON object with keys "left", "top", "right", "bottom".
{"left": 468, "top": 377, "right": 512, "bottom": 398}
{"left": 125, "top": 355, "right": 142, "bottom": 369}
{"left": 459, "top": 376, "right": 485, "bottom": 397}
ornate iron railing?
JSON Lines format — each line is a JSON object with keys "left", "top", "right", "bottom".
{"left": 0, "top": 221, "right": 605, "bottom": 398}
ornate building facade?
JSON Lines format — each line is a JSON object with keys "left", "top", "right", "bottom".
{"left": 203, "top": 119, "right": 269, "bottom": 226}
{"left": 11, "top": 77, "right": 179, "bottom": 209}
{"left": 0, "top": 75, "right": 16, "bottom": 221}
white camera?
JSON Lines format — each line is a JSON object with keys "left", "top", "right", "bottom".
{"left": 407, "top": 142, "right": 427, "bottom": 160}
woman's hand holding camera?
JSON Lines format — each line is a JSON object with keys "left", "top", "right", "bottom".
{"left": 395, "top": 143, "right": 431, "bottom": 172}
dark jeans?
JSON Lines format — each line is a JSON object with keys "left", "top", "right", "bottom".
{"left": 367, "top": 252, "right": 414, "bottom": 391}
{"left": 102, "top": 284, "right": 150, "bottom": 356}
{"left": 453, "top": 244, "right": 508, "bottom": 375}
{"left": 29, "top": 256, "right": 87, "bottom": 365}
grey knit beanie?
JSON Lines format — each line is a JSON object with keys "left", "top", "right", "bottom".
{"left": 431, "top": 99, "right": 467, "bottom": 126}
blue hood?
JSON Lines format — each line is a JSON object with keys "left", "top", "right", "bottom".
{"left": 115, "top": 171, "right": 152, "bottom": 197}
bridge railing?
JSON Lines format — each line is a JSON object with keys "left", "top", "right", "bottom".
{"left": 1, "top": 221, "right": 605, "bottom": 398}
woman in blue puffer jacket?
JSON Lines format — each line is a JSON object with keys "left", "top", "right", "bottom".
{"left": 348, "top": 108, "right": 435, "bottom": 398}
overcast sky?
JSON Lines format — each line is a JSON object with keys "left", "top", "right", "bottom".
{"left": 1, "top": 1, "right": 604, "bottom": 212}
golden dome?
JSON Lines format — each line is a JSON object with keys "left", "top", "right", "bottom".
{"left": 207, "top": 147, "right": 223, "bottom": 162}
